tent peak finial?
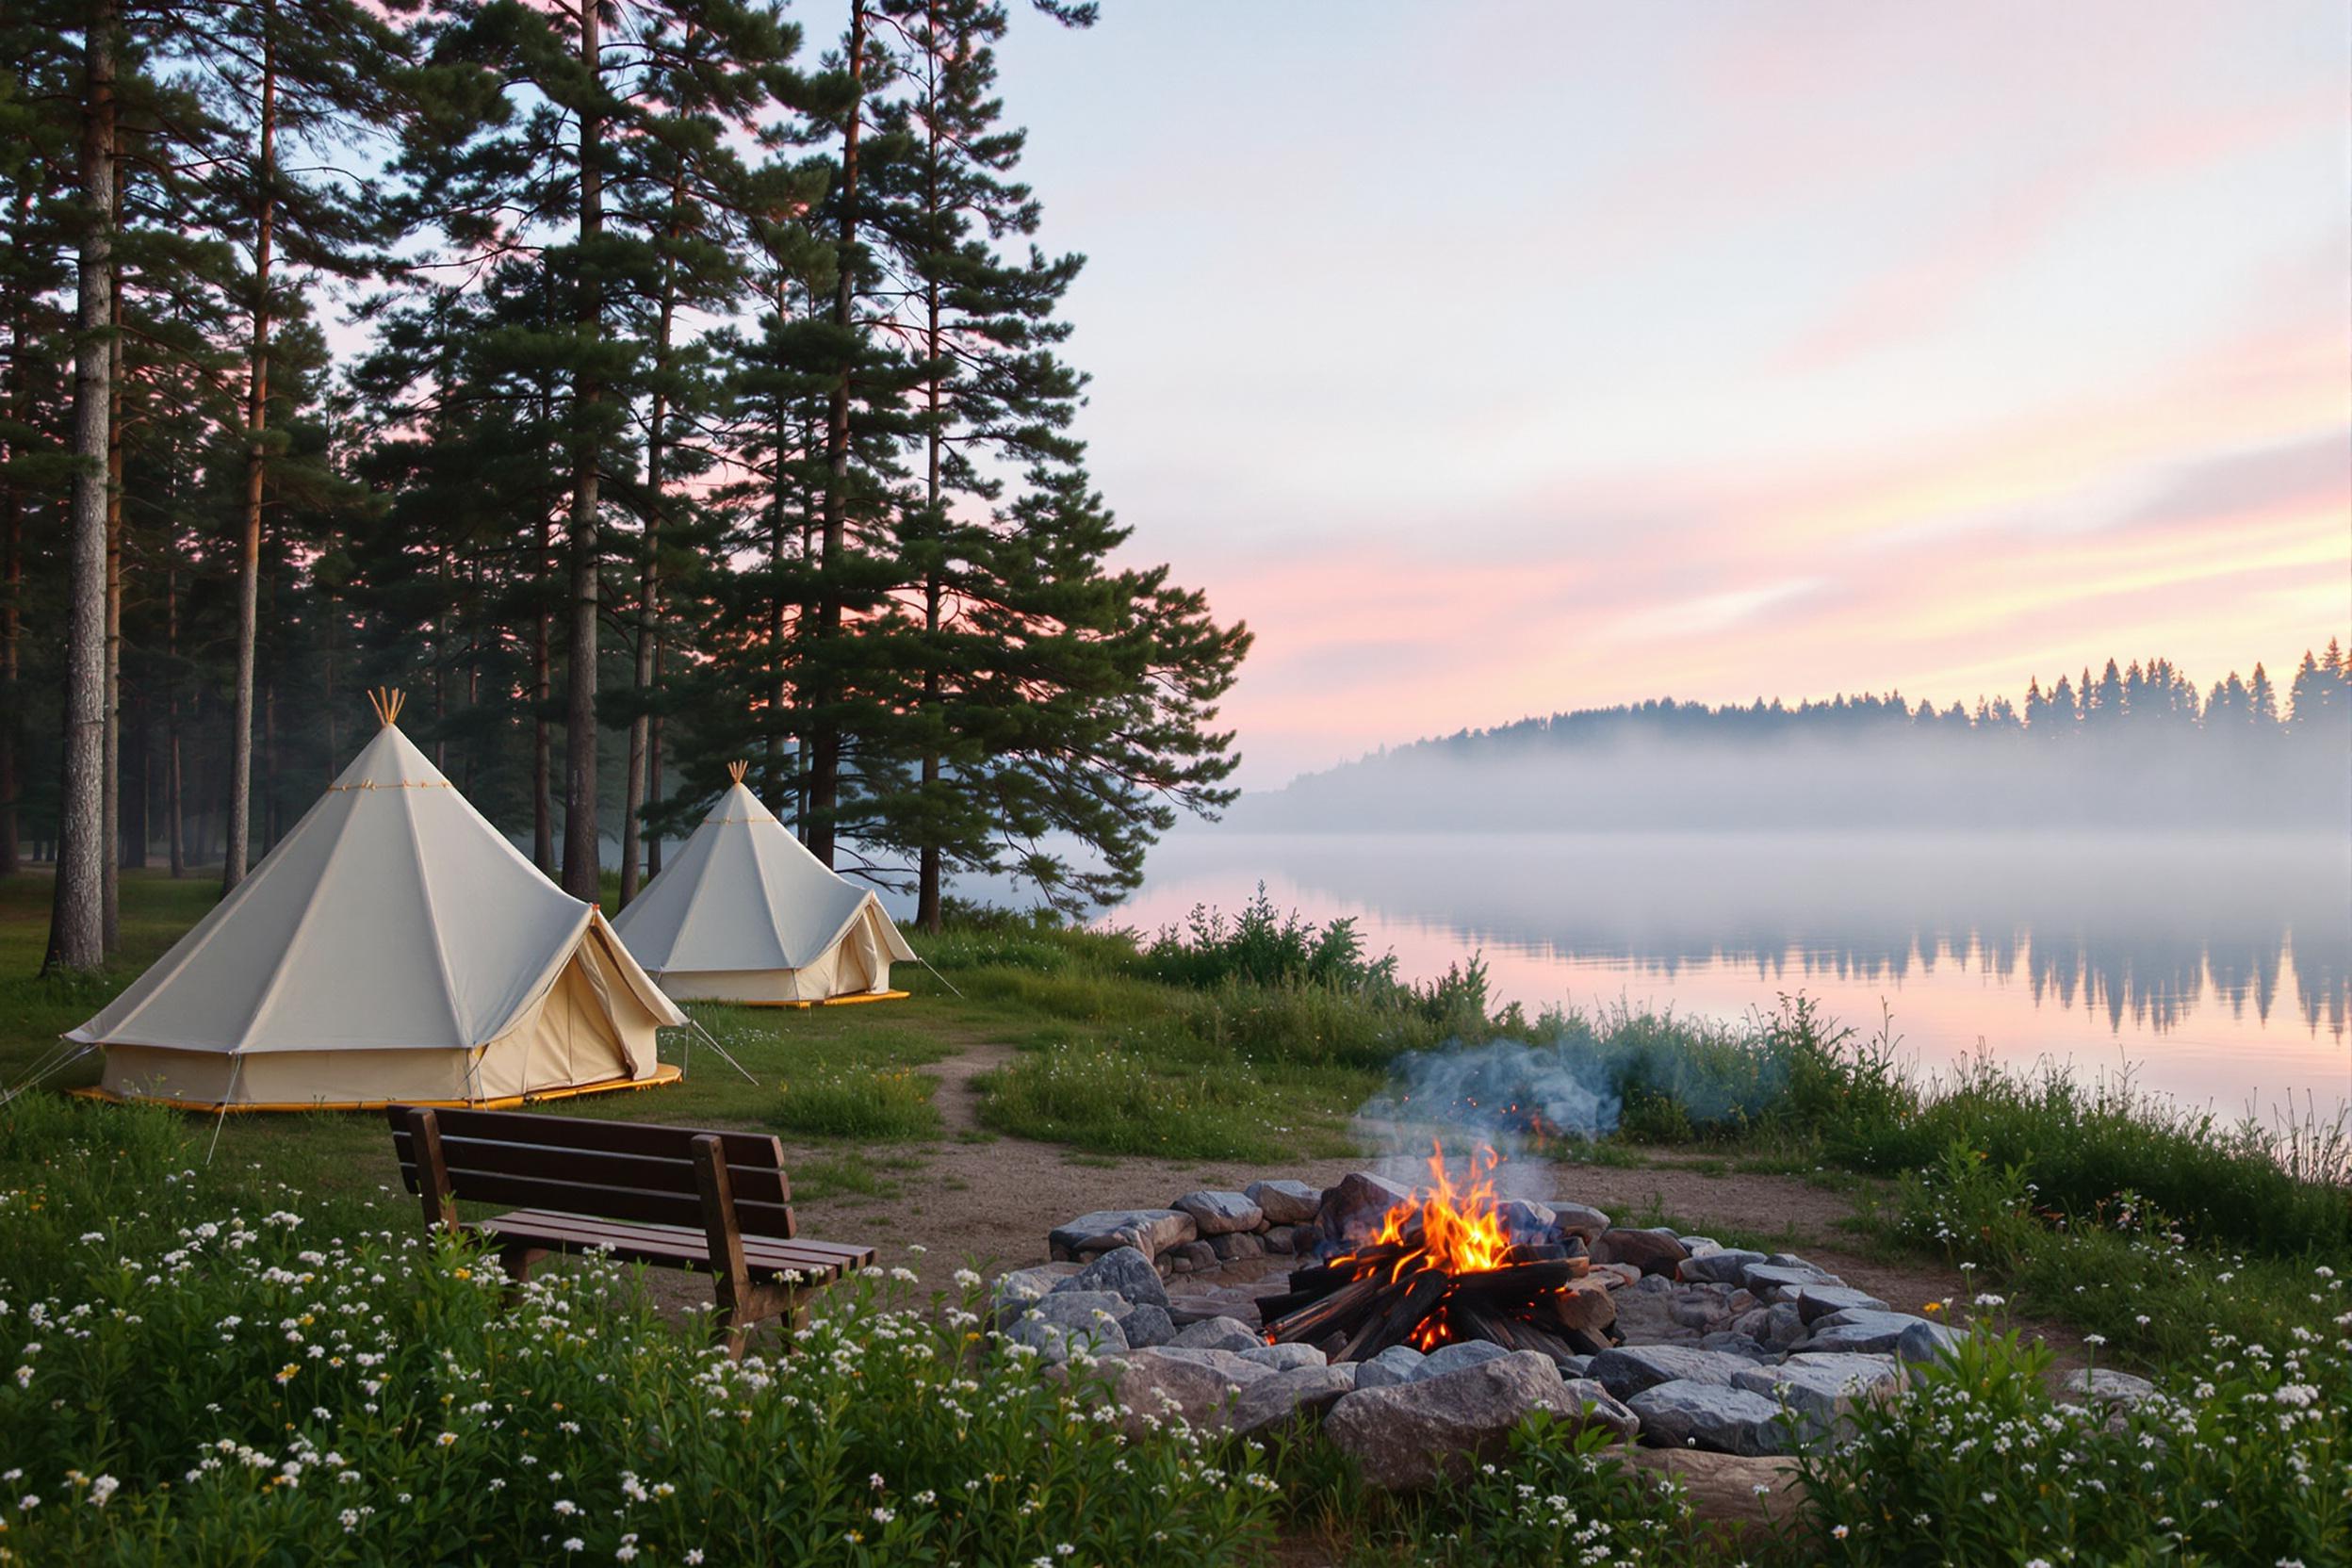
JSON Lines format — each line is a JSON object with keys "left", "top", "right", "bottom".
{"left": 727, "top": 760, "right": 748, "bottom": 785}
{"left": 366, "top": 688, "right": 405, "bottom": 728}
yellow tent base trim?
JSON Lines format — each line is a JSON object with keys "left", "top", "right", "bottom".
{"left": 68, "top": 1061, "right": 684, "bottom": 1116}
{"left": 737, "top": 989, "right": 910, "bottom": 1011}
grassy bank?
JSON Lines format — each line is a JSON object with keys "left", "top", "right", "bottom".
{"left": 2, "top": 873, "right": 2349, "bottom": 1561}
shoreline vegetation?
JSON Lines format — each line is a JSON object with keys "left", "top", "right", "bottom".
{"left": 2, "top": 875, "right": 2346, "bottom": 1563}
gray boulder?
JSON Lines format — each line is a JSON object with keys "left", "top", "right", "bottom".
{"left": 1697, "top": 1331, "right": 1776, "bottom": 1363}
{"left": 1173, "top": 1190, "right": 1265, "bottom": 1237}
{"left": 1551, "top": 1201, "right": 1611, "bottom": 1242}
{"left": 1099, "top": 1347, "right": 1273, "bottom": 1434}
{"left": 1325, "top": 1351, "right": 1627, "bottom": 1490}
{"left": 1169, "top": 1315, "right": 1264, "bottom": 1353}
{"left": 1677, "top": 1249, "right": 1767, "bottom": 1285}
{"left": 1412, "top": 1339, "right": 1516, "bottom": 1381}
{"left": 1165, "top": 1240, "right": 1219, "bottom": 1274}
{"left": 1246, "top": 1179, "right": 1322, "bottom": 1226}
{"left": 1050, "top": 1208, "right": 1198, "bottom": 1262}
{"left": 1027, "top": 1290, "right": 1135, "bottom": 1330}
{"left": 1054, "top": 1246, "right": 1169, "bottom": 1310}
{"left": 1121, "top": 1303, "right": 1175, "bottom": 1348}
{"left": 1209, "top": 1231, "right": 1267, "bottom": 1262}
{"left": 1795, "top": 1283, "right": 1889, "bottom": 1323}
{"left": 1353, "top": 1345, "right": 1426, "bottom": 1391}
{"left": 1496, "top": 1197, "right": 1556, "bottom": 1239}
{"left": 1627, "top": 1380, "right": 1792, "bottom": 1456}
{"left": 1239, "top": 1342, "right": 1327, "bottom": 1372}
{"left": 1227, "top": 1364, "right": 1359, "bottom": 1437}
{"left": 1589, "top": 1344, "right": 1761, "bottom": 1400}
{"left": 1008, "top": 1305, "right": 1128, "bottom": 1364}
{"left": 1735, "top": 1353, "right": 1903, "bottom": 1444}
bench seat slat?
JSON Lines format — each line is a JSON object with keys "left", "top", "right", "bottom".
{"left": 477, "top": 1210, "right": 872, "bottom": 1281}
{"left": 391, "top": 1131, "right": 792, "bottom": 1207}
{"left": 384, "top": 1105, "right": 790, "bottom": 1168}
{"left": 395, "top": 1167, "right": 795, "bottom": 1237}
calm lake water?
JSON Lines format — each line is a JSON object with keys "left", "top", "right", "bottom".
{"left": 1040, "top": 830, "right": 2352, "bottom": 1123}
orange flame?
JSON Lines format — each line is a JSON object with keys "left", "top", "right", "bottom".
{"left": 1367, "top": 1140, "right": 1515, "bottom": 1280}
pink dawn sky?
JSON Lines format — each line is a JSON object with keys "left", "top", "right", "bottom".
{"left": 989, "top": 0, "right": 2352, "bottom": 788}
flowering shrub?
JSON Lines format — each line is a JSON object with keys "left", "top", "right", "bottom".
{"left": 1793, "top": 1316, "right": 2351, "bottom": 1564}
{"left": 0, "top": 1099, "right": 1274, "bottom": 1566}
{"left": 1412, "top": 1414, "right": 1692, "bottom": 1565}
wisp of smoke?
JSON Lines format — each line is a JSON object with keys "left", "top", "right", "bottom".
{"left": 1357, "top": 1037, "right": 1626, "bottom": 1153}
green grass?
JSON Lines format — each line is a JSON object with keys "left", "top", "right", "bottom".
{"left": 772, "top": 1065, "right": 943, "bottom": 1140}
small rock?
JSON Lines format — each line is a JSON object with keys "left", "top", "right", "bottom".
{"left": 1551, "top": 1277, "right": 1618, "bottom": 1335}
{"left": 1795, "top": 1284, "right": 1889, "bottom": 1323}
{"left": 1678, "top": 1235, "right": 1723, "bottom": 1254}
{"left": 1027, "top": 1290, "right": 1135, "bottom": 1331}
{"left": 1228, "top": 1364, "right": 1359, "bottom": 1437}
{"left": 1166, "top": 1240, "right": 1218, "bottom": 1273}
{"left": 1049, "top": 1209, "right": 1198, "bottom": 1262}
{"left": 1325, "top": 1352, "right": 1626, "bottom": 1490}
{"left": 1008, "top": 1308, "right": 1128, "bottom": 1364}
{"left": 1626, "top": 1380, "right": 1792, "bottom": 1456}
{"left": 1209, "top": 1232, "right": 1267, "bottom": 1262}
{"left": 1239, "top": 1342, "right": 1327, "bottom": 1372}
{"left": 1122, "top": 1303, "right": 1175, "bottom": 1348}
{"left": 1588, "top": 1261, "right": 1644, "bottom": 1290}
{"left": 1316, "top": 1172, "right": 1415, "bottom": 1245}
{"left": 1246, "top": 1179, "right": 1322, "bottom": 1226}
{"left": 1794, "top": 1309, "right": 1956, "bottom": 1360}
{"left": 2063, "top": 1367, "right": 2159, "bottom": 1409}
{"left": 990, "top": 1262, "right": 1083, "bottom": 1323}
{"left": 1353, "top": 1345, "right": 1426, "bottom": 1390}
{"left": 1557, "top": 1354, "right": 1593, "bottom": 1378}
{"left": 1677, "top": 1249, "right": 1767, "bottom": 1285}
{"left": 1173, "top": 1190, "right": 1265, "bottom": 1237}
{"left": 1054, "top": 1246, "right": 1170, "bottom": 1310}
{"left": 1698, "top": 1331, "right": 1775, "bottom": 1362}
{"left": 1742, "top": 1262, "right": 1837, "bottom": 1298}
{"left": 1551, "top": 1201, "right": 1611, "bottom": 1242}
{"left": 1170, "top": 1315, "right": 1265, "bottom": 1353}
{"left": 1413, "top": 1339, "right": 1519, "bottom": 1381}
{"left": 1496, "top": 1197, "right": 1556, "bottom": 1240}
{"left": 1895, "top": 1319, "right": 1960, "bottom": 1367}
{"left": 1593, "top": 1228, "right": 1690, "bottom": 1277}
{"left": 1262, "top": 1225, "right": 1298, "bottom": 1255}
{"left": 1589, "top": 1344, "right": 1762, "bottom": 1400}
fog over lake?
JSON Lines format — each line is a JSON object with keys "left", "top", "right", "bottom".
{"left": 954, "top": 828, "right": 2351, "bottom": 1124}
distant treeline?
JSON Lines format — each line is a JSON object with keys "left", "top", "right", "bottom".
{"left": 1244, "top": 645, "right": 2352, "bottom": 832}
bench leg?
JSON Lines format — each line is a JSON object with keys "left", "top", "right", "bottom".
{"left": 710, "top": 1281, "right": 808, "bottom": 1362}
{"left": 498, "top": 1244, "right": 549, "bottom": 1308}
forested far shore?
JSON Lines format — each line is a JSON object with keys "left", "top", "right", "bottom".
{"left": 0, "top": 0, "right": 1250, "bottom": 972}
{"left": 1241, "top": 647, "right": 2352, "bottom": 832}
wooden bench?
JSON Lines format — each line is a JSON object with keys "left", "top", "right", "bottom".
{"left": 387, "top": 1105, "right": 874, "bottom": 1358}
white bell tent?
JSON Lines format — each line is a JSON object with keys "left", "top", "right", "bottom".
{"left": 611, "top": 761, "right": 915, "bottom": 1005}
{"left": 68, "top": 691, "right": 687, "bottom": 1111}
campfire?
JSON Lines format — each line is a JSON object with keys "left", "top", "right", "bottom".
{"left": 1258, "top": 1143, "right": 1620, "bottom": 1364}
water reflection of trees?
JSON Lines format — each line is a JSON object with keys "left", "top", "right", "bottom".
{"left": 1217, "top": 834, "right": 2352, "bottom": 1044}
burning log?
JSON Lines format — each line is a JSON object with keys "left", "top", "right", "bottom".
{"left": 1266, "top": 1140, "right": 1625, "bottom": 1364}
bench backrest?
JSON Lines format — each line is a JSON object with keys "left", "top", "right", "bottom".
{"left": 387, "top": 1105, "right": 797, "bottom": 1240}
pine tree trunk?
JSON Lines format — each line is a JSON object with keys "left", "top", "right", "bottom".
{"left": 0, "top": 183, "right": 28, "bottom": 878}
{"left": 560, "top": 0, "right": 604, "bottom": 901}
{"left": 532, "top": 508, "right": 553, "bottom": 871}
{"left": 620, "top": 231, "right": 678, "bottom": 908}
{"left": 917, "top": 78, "right": 944, "bottom": 935}
{"left": 223, "top": 8, "right": 275, "bottom": 895}
{"left": 808, "top": 0, "right": 866, "bottom": 870}
{"left": 46, "top": 0, "right": 116, "bottom": 972}
{"left": 645, "top": 645, "right": 662, "bottom": 877}
{"left": 101, "top": 270, "right": 122, "bottom": 953}
{"left": 166, "top": 551, "right": 183, "bottom": 876}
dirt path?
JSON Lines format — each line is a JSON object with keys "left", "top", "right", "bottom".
{"left": 767, "top": 1040, "right": 1975, "bottom": 1324}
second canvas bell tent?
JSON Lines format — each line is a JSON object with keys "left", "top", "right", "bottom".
{"left": 611, "top": 762, "right": 916, "bottom": 1005}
